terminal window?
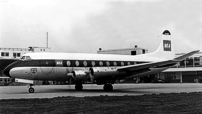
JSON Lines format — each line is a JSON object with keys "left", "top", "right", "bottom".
{"left": 13, "top": 53, "right": 17, "bottom": 58}
{"left": 1, "top": 52, "right": 9, "bottom": 57}
{"left": 17, "top": 53, "right": 21, "bottom": 57}
{"left": 6, "top": 52, "right": 9, "bottom": 56}
{"left": 142, "top": 49, "right": 145, "bottom": 54}
{"left": 13, "top": 53, "right": 21, "bottom": 58}
{"left": 131, "top": 51, "right": 136, "bottom": 55}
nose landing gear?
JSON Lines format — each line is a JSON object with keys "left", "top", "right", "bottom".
{"left": 28, "top": 84, "right": 35, "bottom": 93}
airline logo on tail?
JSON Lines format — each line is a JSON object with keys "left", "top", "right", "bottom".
{"left": 163, "top": 40, "right": 171, "bottom": 51}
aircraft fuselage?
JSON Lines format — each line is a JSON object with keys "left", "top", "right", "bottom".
{"left": 5, "top": 59, "right": 149, "bottom": 84}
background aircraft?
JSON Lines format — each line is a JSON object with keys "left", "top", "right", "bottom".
{"left": 4, "top": 30, "right": 199, "bottom": 93}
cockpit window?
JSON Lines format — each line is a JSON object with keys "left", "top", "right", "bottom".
{"left": 21, "top": 56, "right": 25, "bottom": 60}
{"left": 26, "top": 56, "right": 31, "bottom": 60}
{"left": 21, "top": 56, "right": 31, "bottom": 60}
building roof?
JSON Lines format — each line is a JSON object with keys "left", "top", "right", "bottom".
{"left": 163, "top": 67, "right": 202, "bottom": 72}
{"left": 0, "top": 47, "right": 30, "bottom": 52}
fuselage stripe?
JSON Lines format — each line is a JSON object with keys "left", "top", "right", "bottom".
{"left": 15, "top": 60, "right": 149, "bottom": 67}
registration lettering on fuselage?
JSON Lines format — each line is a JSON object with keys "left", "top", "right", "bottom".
{"left": 56, "top": 60, "right": 63, "bottom": 66}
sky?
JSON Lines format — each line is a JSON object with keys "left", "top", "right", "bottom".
{"left": 1, "top": 0, "right": 202, "bottom": 53}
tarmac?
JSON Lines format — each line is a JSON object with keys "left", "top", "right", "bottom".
{"left": 0, "top": 83, "right": 202, "bottom": 99}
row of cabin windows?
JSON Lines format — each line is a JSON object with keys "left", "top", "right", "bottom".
{"left": 65, "top": 60, "right": 136, "bottom": 67}
{"left": 1, "top": 52, "right": 21, "bottom": 58}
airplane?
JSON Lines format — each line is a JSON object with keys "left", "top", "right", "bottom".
{"left": 4, "top": 30, "right": 199, "bottom": 93}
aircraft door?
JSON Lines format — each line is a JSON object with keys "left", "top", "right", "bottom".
{"left": 55, "top": 60, "right": 70, "bottom": 80}
{"left": 39, "top": 60, "right": 55, "bottom": 79}
{"left": 89, "top": 67, "right": 94, "bottom": 82}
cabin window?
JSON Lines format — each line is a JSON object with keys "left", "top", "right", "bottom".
{"left": 75, "top": 61, "right": 79, "bottom": 66}
{"left": 128, "top": 62, "right": 131, "bottom": 65}
{"left": 67, "top": 61, "right": 71, "bottom": 66}
{"left": 83, "top": 61, "right": 87, "bottom": 67}
{"left": 121, "top": 62, "right": 124, "bottom": 66}
{"left": 21, "top": 56, "right": 31, "bottom": 60}
{"left": 92, "top": 61, "right": 95, "bottom": 66}
{"left": 106, "top": 62, "right": 110, "bottom": 66}
{"left": 99, "top": 61, "right": 103, "bottom": 66}
{"left": 114, "top": 62, "right": 117, "bottom": 66}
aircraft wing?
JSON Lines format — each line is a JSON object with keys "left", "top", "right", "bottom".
{"left": 118, "top": 50, "right": 199, "bottom": 72}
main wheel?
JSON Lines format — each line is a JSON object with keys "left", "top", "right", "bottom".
{"left": 75, "top": 83, "right": 83, "bottom": 91}
{"left": 103, "top": 84, "right": 113, "bottom": 91}
{"left": 29, "top": 88, "right": 35, "bottom": 93}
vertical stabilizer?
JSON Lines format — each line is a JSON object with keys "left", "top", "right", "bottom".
{"left": 148, "top": 30, "right": 175, "bottom": 60}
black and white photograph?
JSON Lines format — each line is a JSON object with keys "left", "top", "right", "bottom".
{"left": 0, "top": 0, "right": 202, "bottom": 113}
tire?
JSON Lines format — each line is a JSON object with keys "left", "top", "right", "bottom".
{"left": 75, "top": 84, "right": 83, "bottom": 91}
{"left": 29, "top": 88, "right": 35, "bottom": 93}
{"left": 103, "top": 84, "right": 113, "bottom": 91}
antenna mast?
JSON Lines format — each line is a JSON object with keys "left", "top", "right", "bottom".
{"left": 46, "top": 32, "right": 48, "bottom": 48}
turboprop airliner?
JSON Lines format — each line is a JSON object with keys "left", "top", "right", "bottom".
{"left": 4, "top": 30, "right": 199, "bottom": 93}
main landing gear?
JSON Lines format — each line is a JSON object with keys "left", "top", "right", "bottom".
{"left": 103, "top": 84, "right": 113, "bottom": 91}
{"left": 28, "top": 84, "right": 35, "bottom": 93}
{"left": 75, "top": 83, "right": 83, "bottom": 91}
{"left": 74, "top": 82, "right": 113, "bottom": 91}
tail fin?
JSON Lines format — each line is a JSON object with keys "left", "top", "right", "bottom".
{"left": 148, "top": 30, "right": 175, "bottom": 60}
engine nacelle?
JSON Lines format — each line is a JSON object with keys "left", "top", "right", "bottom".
{"left": 93, "top": 69, "right": 125, "bottom": 79}
{"left": 72, "top": 68, "right": 126, "bottom": 84}
{"left": 72, "top": 70, "right": 88, "bottom": 81}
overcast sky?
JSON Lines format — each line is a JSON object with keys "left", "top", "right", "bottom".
{"left": 1, "top": 0, "right": 202, "bottom": 53}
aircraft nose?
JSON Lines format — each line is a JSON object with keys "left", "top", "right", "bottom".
{"left": 3, "top": 61, "right": 19, "bottom": 77}
{"left": 4, "top": 67, "right": 11, "bottom": 77}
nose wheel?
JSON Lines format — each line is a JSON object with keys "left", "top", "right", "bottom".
{"left": 28, "top": 84, "right": 35, "bottom": 93}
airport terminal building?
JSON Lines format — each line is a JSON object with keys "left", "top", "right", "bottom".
{"left": 160, "top": 52, "right": 202, "bottom": 83}
{"left": 97, "top": 45, "right": 148, "bottom": 55}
